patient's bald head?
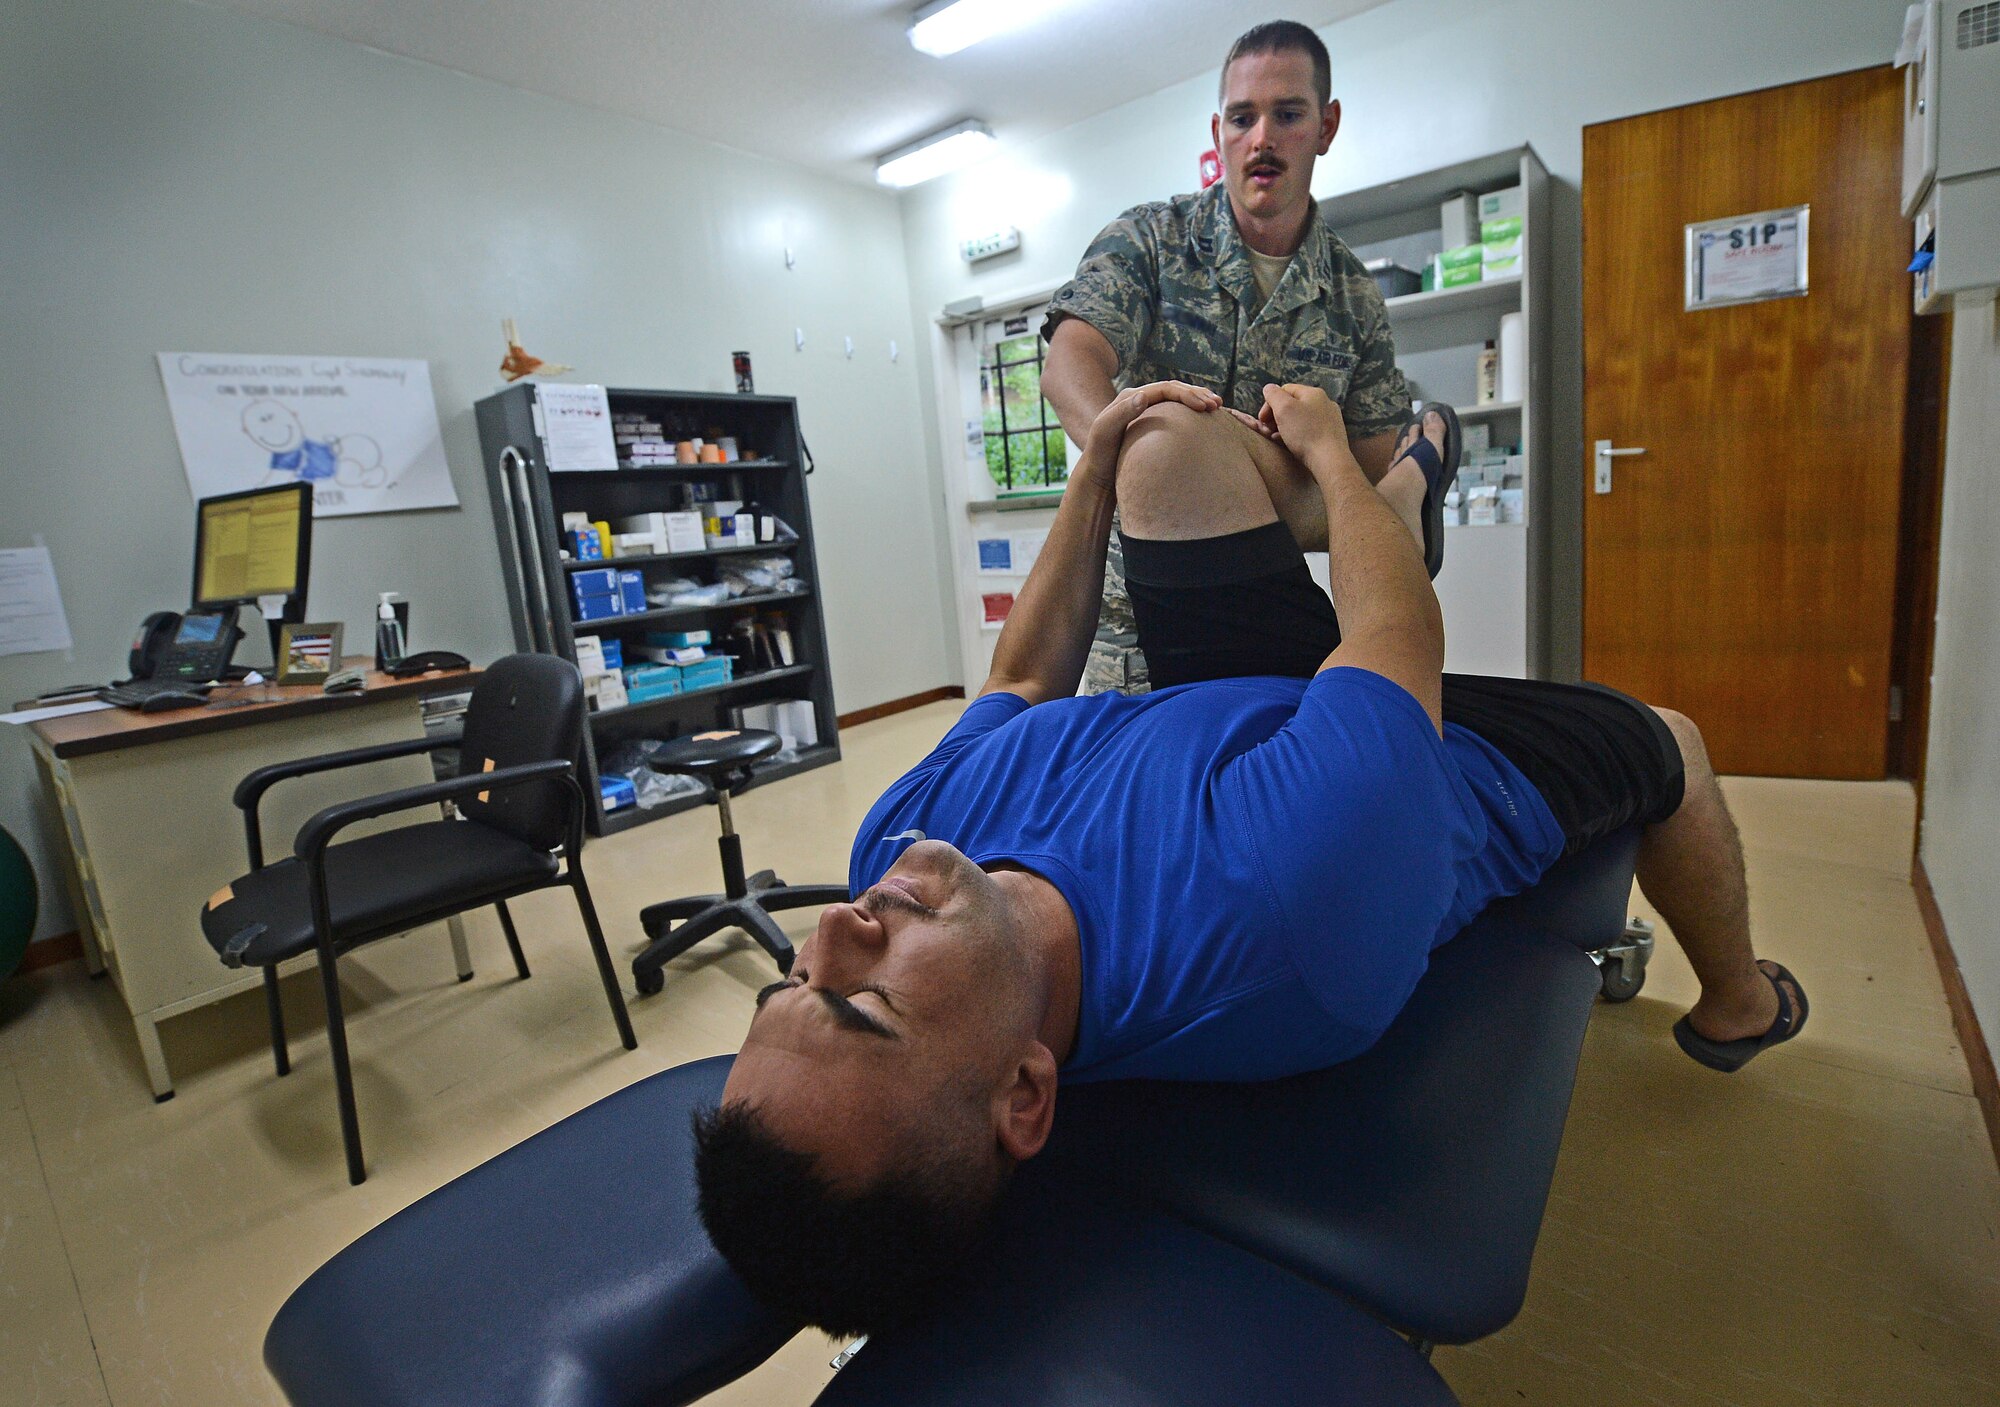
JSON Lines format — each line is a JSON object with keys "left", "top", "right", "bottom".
{"left": 693, "top": 840, "right": 1070, "bottom": 1335}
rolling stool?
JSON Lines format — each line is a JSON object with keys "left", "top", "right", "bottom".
{"left": 632, "top": 729, "right": 849, "bottom": 995}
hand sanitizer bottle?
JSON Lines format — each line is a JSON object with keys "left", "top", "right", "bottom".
{"left": 375, "top": 593, "right": 407, "bottom": 670}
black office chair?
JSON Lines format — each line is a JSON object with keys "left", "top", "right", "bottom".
{"left": 631, "top": 729, "right": 849, "bottom": 995}
{"left": 201, "top": 654, "right": 637, "bottom": 1185}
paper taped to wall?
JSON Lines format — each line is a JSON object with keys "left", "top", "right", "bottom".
{"left": 0, "top": 545, "right": 74, "bottom": 658}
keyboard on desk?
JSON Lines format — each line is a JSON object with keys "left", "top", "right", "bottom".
{"left": 98, "top": 680, "right": 214, "bottom": 712}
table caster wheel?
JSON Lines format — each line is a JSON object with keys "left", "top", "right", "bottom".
{"left": 1599, "top": 960, "right": 1646, "bottom": 1002}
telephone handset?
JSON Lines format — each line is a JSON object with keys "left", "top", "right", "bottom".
{"left": 128, "top": 610, "right": 239, "bottom": 683}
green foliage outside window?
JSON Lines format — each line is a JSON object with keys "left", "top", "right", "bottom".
{"left": 979, "top": 334, "right": 1070, "bottom": 492}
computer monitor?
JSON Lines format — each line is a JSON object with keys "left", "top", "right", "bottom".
{"left": 192, "top": 481, "right": 312, "bottom": 619}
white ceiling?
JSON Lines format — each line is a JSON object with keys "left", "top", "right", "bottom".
{"left": 196, "top": 0, "right": 1392, "bottom": 185}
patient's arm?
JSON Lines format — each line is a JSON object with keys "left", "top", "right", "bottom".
{"left": 1261, "top": 384, "right": 1443, "bottom": 733}
{"left": 981, "top": 380, "right": 1222, "bottom": 705}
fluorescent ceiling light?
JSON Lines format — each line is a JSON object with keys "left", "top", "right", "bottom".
{"left": 908, "top": 0, "right": 1068, "bottom": 58}
{"left": 875, "top": 120, "right": 997, "bottom": 188}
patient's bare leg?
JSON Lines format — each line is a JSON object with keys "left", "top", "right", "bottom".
{"left": 1121, "top": 405, "right": 1425, "bottom": 554}
{"left": 1637, "top": 709, "right": 1796, "bottom": 1042}
{"left": 1116, "top": 402, "right": 1281, "bottom": 539}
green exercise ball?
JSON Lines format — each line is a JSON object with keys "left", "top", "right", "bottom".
{"left": 0, "top": 824, "right": 36, "bottom": 982}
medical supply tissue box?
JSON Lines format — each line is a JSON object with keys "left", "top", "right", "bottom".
{"left": 621, "top": 664, "right": 683, "bottom": 704}
{"left": 586, "top": 673, "right": 628, "bottom": 713}
{"left": 618, "top": 570, "right": 647, "bottom": 613}
{"left": 1477, "top": 185, "right": 1522, "bottom": 225}
{"left": 599, "top": 637, "right": 624, "bottom": 671}
{"left": 612, "top": 513, "right": 670, "bottom": 553}
{"left": 574, "top": 634, "right": 608, "bottom": 677}
{"left": 651, "top": 629, "right": 710, "bottom": 649}
{"left": 571, "top": 567, "right": 624, "bottom": 621}
{"left": 676, "top": 656, "right": 735, "bottom": 691}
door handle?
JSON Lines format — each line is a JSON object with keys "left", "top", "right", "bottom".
{"left": 1594, "top": 439, "right": 1646, "bottom": 494}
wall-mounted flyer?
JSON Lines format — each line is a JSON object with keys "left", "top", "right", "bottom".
{"left": 157, "top": 353, "right": 459, "bottom": 516}
{"left": 1685, "top": 206, "right": 1809, "bottom": 310}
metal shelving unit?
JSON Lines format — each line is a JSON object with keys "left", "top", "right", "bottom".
{"left": 475, "top": 385, "right": 840, "bottom": 835}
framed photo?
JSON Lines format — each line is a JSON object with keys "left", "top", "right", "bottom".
{"left": 275, "top": 622, "right": 343, "bottom": 684}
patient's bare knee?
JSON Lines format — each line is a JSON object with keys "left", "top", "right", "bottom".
{"left": 1117, "top": 403, "right": 1211, "bottom": 500}
{"left": 1116, "top": 403, "right": 1269, "bottom": 538}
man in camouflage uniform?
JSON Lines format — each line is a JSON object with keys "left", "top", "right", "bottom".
{"left": 1042, "top": 19, "right": 1411, "bottom": 694}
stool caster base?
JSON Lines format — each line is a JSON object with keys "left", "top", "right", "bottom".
{"left": 631, "top": 877, "right": 853, "bottom": 995}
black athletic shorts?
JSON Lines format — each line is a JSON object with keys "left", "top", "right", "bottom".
{"left": 1120, "top": 522, "right": 1685, "bottom": 854}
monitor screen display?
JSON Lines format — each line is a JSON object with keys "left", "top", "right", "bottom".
{"left": 195, "top": 483, "right": 307, "bottom": 607}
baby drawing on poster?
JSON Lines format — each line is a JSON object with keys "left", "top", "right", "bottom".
{"left": 159, "top": 353, "right": 459, "bottom": 519}
{"left": 240, "top": 400, "right": 386, "bottom": 489}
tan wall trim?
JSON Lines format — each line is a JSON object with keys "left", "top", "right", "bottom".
{"left": 838, "top": 686, "right": 966, "bottom": 730}
{"left": 1912, "top": 855, "right": 2000, "bottom": 1175}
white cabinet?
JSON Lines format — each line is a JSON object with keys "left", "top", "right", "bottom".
{"left": 1323, "top": 147, "right": 1553, "bottom": 678}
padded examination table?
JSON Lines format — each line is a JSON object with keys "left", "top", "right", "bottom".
{"left": 264, "top": 829, "right": 1644, "bottom": 1404}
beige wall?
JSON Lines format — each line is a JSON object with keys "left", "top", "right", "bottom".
{"left": 1922, "top": 293, "right": 2000, "bottom": 1046}
{"left": 1, "top": 0, "right": 954, "bottom": 945}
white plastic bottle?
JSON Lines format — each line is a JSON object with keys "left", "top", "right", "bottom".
{"left": 375, "top": 593, "right": 406, "bottom": 669}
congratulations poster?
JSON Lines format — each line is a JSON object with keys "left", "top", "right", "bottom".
{"left": 157, "top": 353, "right": 459, "bottom": 516}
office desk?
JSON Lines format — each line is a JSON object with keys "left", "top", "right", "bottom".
{"left": 29, "top": 661, "right": 481, "bottom": 1099}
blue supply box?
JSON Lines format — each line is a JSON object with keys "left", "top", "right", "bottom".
{"left": 599, "top": 637, "right": 625, "bottom": 672}
{"left": 622, "top": 663, "right": 684, "bottom": 704}
{"left": 572, "top": 567, "right": 624, "bottom": 621}
{"left": 569, "top": 528, "right": 603, "bottom": 561}
{"left": 599, "top": 775, "right": 637, "bottom": 812}
{"left": 677, "top": 656, "right": 734, "bottom": 691}
{"left": 618, "top": 570, "right": 647, "bottom": 613}
{"left": 647, "top": 628, "right": 711, "bottom": 649}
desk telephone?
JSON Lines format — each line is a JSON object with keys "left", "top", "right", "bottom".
{"left": 129, "top": 610, "right": 240, "bottom": 683}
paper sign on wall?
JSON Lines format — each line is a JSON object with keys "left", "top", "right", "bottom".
{"left": 0, "top": 545, "right": 73, "bottom": 657}
{"left": 157, "top": 353, "right": 459, "bottom": 516}
{"left": 975, "top": 529, "right": 1048, "bottom": 577}
{"left": 981, "top": 592, "right": 1015, "bottom": 630}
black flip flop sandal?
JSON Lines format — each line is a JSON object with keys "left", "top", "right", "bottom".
{"left": 1672, "top": 961, "right": 1810, "bottom": 1073}
{"left": 1391, "top": 403, "right": 1461, "bottom": 579}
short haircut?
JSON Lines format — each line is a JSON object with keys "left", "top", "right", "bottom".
{"left": 692, "top": 1101, "right": 1008, "bottom": 1338}
{"left": 1220, "top": 20, "right": 1332, "bottom": 108}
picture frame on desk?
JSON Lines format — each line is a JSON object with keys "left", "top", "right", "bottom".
{"left": 276, "top": 623, "right": 343, "bottom": 684}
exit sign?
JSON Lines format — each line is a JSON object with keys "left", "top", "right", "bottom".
{"left": 961, "top": 227, "right": 1022, "bottom": 263}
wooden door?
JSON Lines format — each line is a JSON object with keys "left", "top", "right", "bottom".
{"left": 1582, "top": 67, "right": 1910, "bottom": 778}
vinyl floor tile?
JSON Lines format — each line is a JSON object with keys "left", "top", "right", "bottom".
{"left": 0, "top": 1075, "right": 110, "bottom": 1407}
{"left": 1, "top": 706, "right": 1993, "bottom": 1407}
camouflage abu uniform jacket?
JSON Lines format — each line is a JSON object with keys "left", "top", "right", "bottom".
{"left": 1041, "top": 182, "right": 1410, "bottom": 695}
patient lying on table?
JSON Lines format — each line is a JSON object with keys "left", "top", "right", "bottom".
{"left": 695, "top": 382, "right": 1807, "bottom": 1336}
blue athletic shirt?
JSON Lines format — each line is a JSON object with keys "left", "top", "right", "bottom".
{"left": 849, "top": 668, "right": 1565, "bottom": 1084}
